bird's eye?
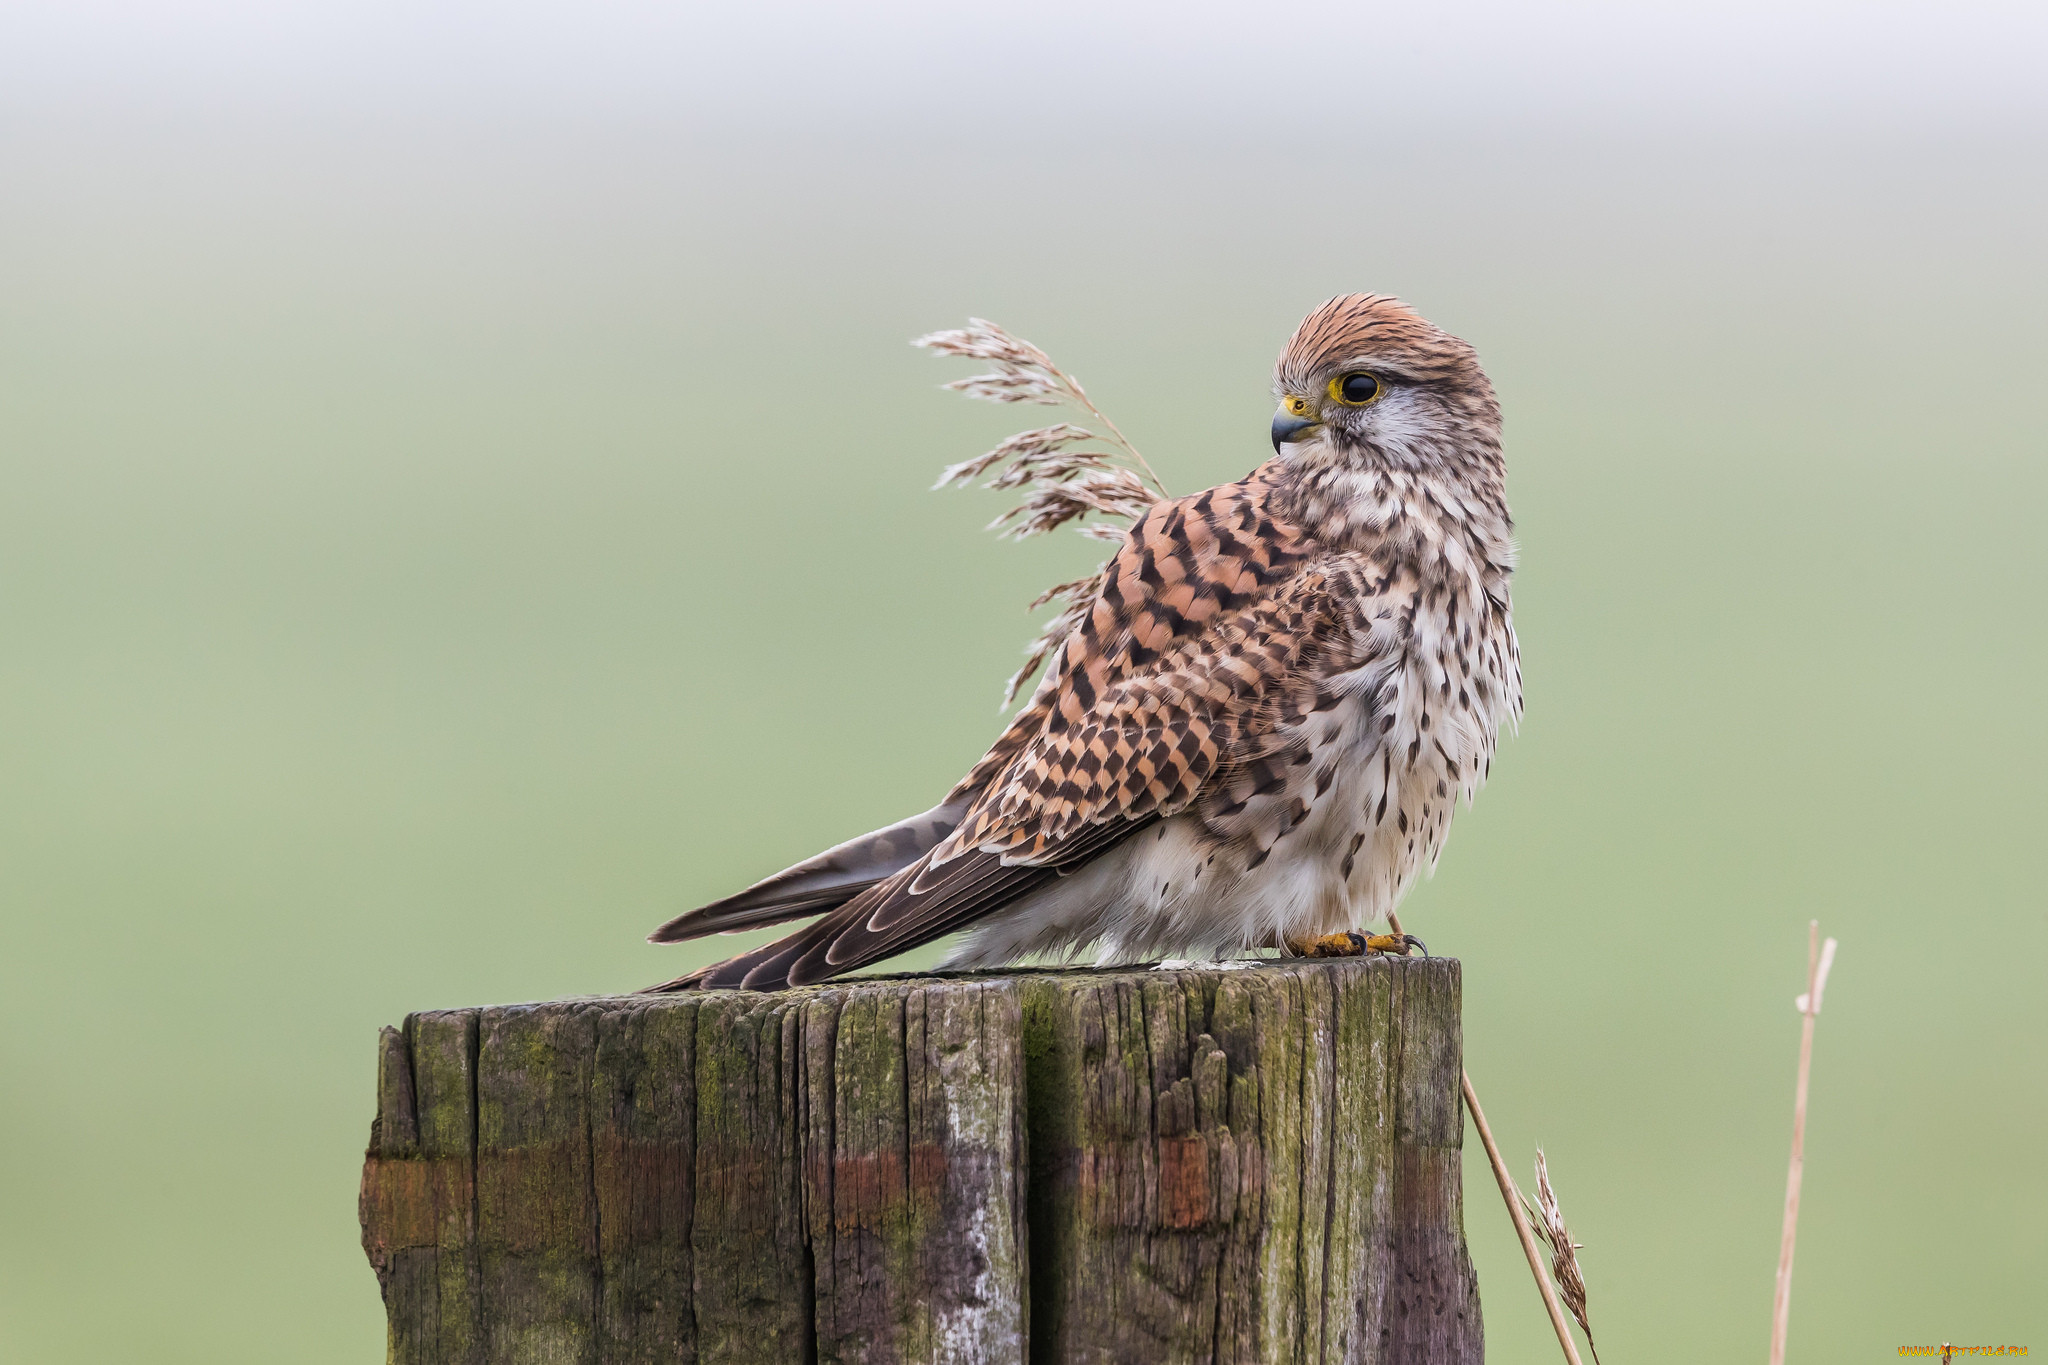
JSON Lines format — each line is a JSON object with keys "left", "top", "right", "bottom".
{"left": 1330, "top": 372, "right": 1383, "bottom": 406}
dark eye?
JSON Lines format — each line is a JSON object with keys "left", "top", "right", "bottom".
{"left": 1333, "top": 372, "right": 1382, "bottom": 405}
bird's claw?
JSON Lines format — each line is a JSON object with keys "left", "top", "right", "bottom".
{"left": 1293, "top": 931, "right": 1429, "bottom": 959}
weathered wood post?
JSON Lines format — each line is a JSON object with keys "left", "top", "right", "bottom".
{"left": 360, "top": 957, "right": 1481, "bottom": 1364}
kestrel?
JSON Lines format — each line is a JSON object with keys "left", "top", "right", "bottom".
{"left": 648, "top": 295, "right": 1520, "bottom": 991}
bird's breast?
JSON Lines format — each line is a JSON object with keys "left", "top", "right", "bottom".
{"left": 1209, "top": 574, "right": 1518, "bottom": 934}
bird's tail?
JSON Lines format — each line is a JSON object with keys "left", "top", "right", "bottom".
{"left": 646, "top": 801, "right": 962, "bottom": 945}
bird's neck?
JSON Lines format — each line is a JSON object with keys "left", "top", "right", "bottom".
{"left": 1264, "top": 452, "right": 1514, "bottom": 582}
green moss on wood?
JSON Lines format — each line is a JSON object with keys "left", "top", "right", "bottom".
{"left": 361, "top": 961, "right": 1477, "bottom": 1365}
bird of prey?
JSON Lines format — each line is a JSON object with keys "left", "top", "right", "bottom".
{"left": 648, "top": 294, "right": 1520, "bottom": 992}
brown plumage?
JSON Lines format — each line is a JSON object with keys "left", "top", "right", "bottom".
{"left": 648, "top": 295, "right": 1519, "bottom": 991}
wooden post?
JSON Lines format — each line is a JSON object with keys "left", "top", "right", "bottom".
{"left": 361, "top": 958, "right": 1481, "bottom": 1364}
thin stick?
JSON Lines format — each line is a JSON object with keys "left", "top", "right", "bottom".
{"left": 1770, "top": 922, "right": 1836, "bottom": 1365}
{"left": 1464, "top": 1070, "right": 1586, "bottom": 1365}
{"left": 1387, "top": 909, "right": 1581, "bottom": 1365}
{"left": 1064, "top": 381, "right": 1168, "bottom": 498}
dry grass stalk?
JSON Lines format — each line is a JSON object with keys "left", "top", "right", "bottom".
{"left": 1461, "top": 1070, "right": 1586, "bottom": 1365}
{"left": 1770, "top": 921, "right": 1839, "bottom": 1365}
{"left": 1423, "top": 896, "right": 1588, "bottom": 1365}
{"left": 1522, "top": 1149, "right": 1603, "bottom": 1365}
{"left": 915, "top": 319, "right": 1169, "bottom": 703}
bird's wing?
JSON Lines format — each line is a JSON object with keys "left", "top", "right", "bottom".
{"left": 934, "top": 466, "right": 1353, "bottom": 860}
{"left": 650, "top": 465, "right": 1375, "bottom": 992}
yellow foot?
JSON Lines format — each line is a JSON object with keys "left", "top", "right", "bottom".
{"left": 1286, "top": 930, "right": 1429, "bottom": 959}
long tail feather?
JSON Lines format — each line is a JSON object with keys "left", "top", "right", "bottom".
{"left": 646, "top": 802, "right": 962, "bottom": 944}
{"left": 642, "top": 817, "right": 1149, "bottom": 994}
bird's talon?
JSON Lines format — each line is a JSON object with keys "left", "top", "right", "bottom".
{"left": 1363, "top": 932, "right": 1429, "bottom": 957}
{"left": 1286, "top": 932, "right": 1358, "bottom": 957}
{"left": 1287, "top": 930, "right": 1428, "bottom": 959}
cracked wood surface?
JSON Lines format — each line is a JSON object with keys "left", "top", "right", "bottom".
{"left": 360, "top": 958, "right": 1479, "bottom": 1364}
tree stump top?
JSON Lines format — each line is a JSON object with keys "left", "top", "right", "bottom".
{"left": 361, "top": 956, "right": 1480, "bottom": 1364}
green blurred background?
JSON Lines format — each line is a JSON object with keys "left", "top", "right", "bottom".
{"left": 2, "top": 4, "right": 2045, "bottom": 1361}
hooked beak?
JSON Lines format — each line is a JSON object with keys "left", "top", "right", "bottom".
{"left": 1271, "top": 406, "right": 1319, "bottom": 453}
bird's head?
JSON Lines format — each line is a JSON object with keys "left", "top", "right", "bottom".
{"left": 1269, "top": 294, "right": 1501, "bottom": 481}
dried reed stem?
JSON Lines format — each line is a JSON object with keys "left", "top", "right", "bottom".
{"left": 916, "top": 317, "right": 1167, "bottom": 703}
{"left": 1463, "top": 1071, "right": 1586, "bottom": 1365}
{"left": 1057, "top": 378, "right": 1165, "bottom": 499}
{"left": 1405, "top": 907, "right": 1588, "bottom": 1365}
{"left": 1770, "top": 921, "right": 1838, "bottom": 1365}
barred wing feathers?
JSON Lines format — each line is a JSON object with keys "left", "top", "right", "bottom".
{"left": 648, "top": 468, "right": 1383, "bottom": 992}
